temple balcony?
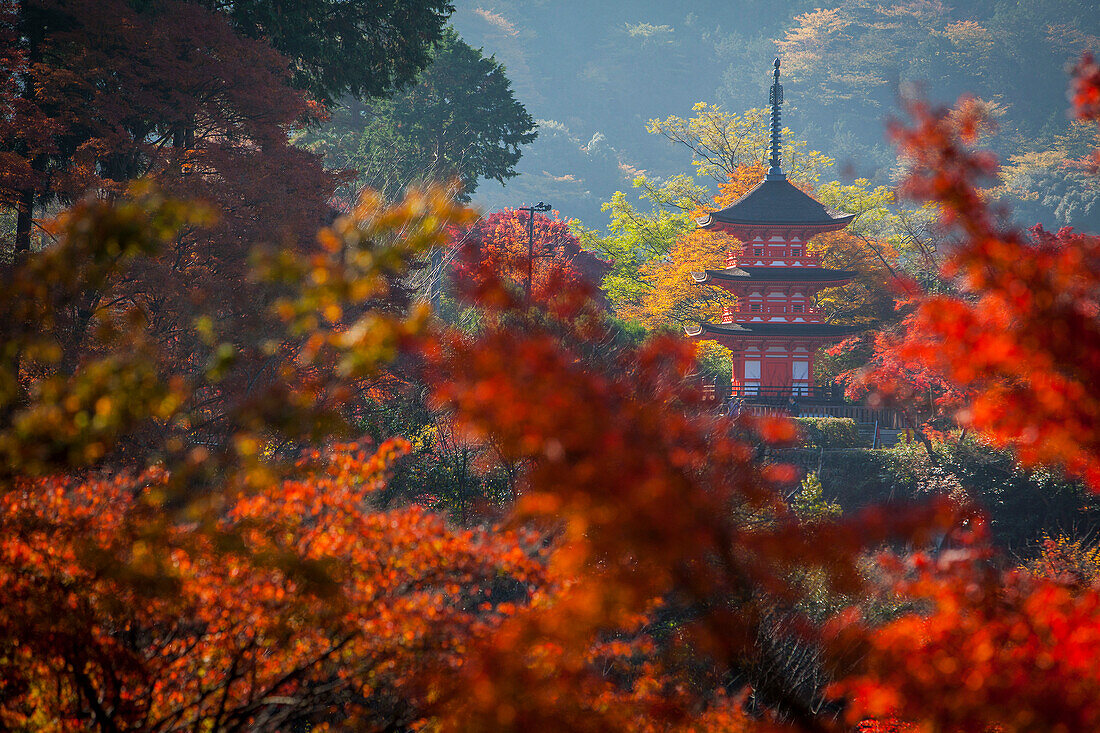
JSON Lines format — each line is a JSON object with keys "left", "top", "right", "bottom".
{"left": 722, "top": 305, "right": 824, "bottom": 323}
{"left": 726, "top": 252, "right": 822, "bottom": 268}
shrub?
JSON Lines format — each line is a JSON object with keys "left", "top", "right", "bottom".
{"left": 795, "top": 417, "right": 866, "bottom": 450}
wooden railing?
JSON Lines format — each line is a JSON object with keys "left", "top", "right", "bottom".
{"left": 726, "top": 252, "right": 822, "bottom": 267}
{"left": 701, "top": 382, "right": 908, "bottom": 430}
{"left": 728, "top": 306, "right": 822, "bottom": 317}
{"left": 743, "top": 402, "right": 905, "bottom": 429}
{"left": 728, "top": 384, "right": 844, "bottom": 402}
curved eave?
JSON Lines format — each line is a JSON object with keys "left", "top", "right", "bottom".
{"left": 685, "top": 321, "right": 750, "bottom": 338}
{"left": 696, "top": 176, "right": 857, "bottom": 232}
{"left": 691, "top": 321, "right": 864, "bottom": 338}
{"left": 701, "top": 212, "right": 855, "bottom": 231}
{"left": 703, "top": 266, "right": 857, "bottom": 283}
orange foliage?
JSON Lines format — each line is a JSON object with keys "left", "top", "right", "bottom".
{"left": 0, "top": 440, "right": 542, "bottom": 729}
{"left": 1027, "top": 534, "right": 1100, "bottom": 591}
{"left": 625, "top": 228, "right": 733, "bottom": 328}
{"left": 711, "top": 162, "right": 769, "bottom": 211}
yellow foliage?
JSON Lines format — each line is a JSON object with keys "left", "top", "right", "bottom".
{"left": 621, "top": 229, "right": 732, "bottom": 329}
{"left": 647, "top": 104, "right": 833, "bottom": 185}
{"left": 711, "top": 163, "right": 768, "bottom": 211}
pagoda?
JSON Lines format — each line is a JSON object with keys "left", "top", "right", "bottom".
{"left": 685, "top": 58, "right": 860, "bottom": 398}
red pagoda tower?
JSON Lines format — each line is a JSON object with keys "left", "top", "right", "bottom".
{"left": 685, "top": 58, "right": 860, "bottom": 398}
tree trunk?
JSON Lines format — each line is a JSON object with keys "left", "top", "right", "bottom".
{"left": 14, "top": 188, "right": 34, "bottom": 255}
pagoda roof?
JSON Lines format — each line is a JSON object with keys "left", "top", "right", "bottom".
{"left": 696, "top": 176, "right": 855, "bottom": 231}
{"left": 692, "top": 265, "right": 856, "bottom": 284}
{"left": 685, "top": 321, "right": 864, "bottom": 339}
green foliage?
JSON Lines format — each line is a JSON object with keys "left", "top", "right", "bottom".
{"left": 694, "top": 339, "right": 732, "bottom": 387}
{"left": 219, "top": 0, "right": 455, "bottom": 104}
{"left": 794, "top": 417, "right": 865, "bottom": 450}
{"left": 879, "top": 436, "right": 1100, "bottom": 553}
{"left": 775, "top": 435, "right": 1100, "bottom": 556}
{"left": 814, "top": 179, "right": 907, "bottom": 245}
{"left": 356, "top": 383, "right": 518, "bottom": 522}
{"left": 572, "top": 177, "right": 699, "bottom": 315}
{"left": 774, "top": 447, "right": 894, "bottom": 511}
{"left": 296, "top": 27, "right": 536, "bottom": 200}
{"left": 791, "top": 471, "right": 842, "bottom": 521}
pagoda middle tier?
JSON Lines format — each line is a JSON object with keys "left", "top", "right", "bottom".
{"left": 690, "top": 176, "right": 859, "bottom": 331}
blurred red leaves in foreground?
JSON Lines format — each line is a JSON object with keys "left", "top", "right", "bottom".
{"left": 814, "top": 53, "right": 1100, "bottom": 733}
{"left": 1073, "top": 52, "right": 1100, "bottom": 168}
{"left": 833, "top": 527, "right": 1100, "bottom": 733}
{"left": 848, "top": 55, "right": 1100, "bottom": 490}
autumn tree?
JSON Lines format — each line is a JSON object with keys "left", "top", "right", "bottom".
{"left": 461, "top": 208, "right": 608, "bottom": 303}
{"left": 777, "top": 2, "right": 954, "bottom": 107}
{"left": 992, "top": 120, "right": 1100, "bottom": 232}
{"left": 831, "top": 522, "right": 1100, "bottom": 733}
{"left": 0, "top": 442, "right": 543, "bottom": 730}
{"left": 573, "top": 174, "right": 707, "bottom": 319}
{"left": 0, "top": 1, "right": 350, "bottom": 460}
{"left": 4, "top": 90, "right": 1098, "bottom": 732}
{"left": 3, "top": 0, "right": 440, "bottom": 255}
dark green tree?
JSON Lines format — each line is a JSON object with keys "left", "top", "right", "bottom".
{"left": 299, "top": 28, "right": 537, "bottom": 201}
{"left": 210, "top": 0, "right": 455, "bottom": 104}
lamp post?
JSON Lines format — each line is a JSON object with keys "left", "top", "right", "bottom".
{"left": 517, "top": 201, "right": 551, "bottom": 312}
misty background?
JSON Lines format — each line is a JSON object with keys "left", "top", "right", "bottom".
{"left": 451, "top": 0, "right": 1100, "bottom": 231}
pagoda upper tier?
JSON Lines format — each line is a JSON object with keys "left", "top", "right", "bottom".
{"left": 696, "top": 176, "right": 855, "bottom": 241}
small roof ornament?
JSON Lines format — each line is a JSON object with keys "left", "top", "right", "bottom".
{"left": 767, "top": 57, "right": 784, "bottom": 180}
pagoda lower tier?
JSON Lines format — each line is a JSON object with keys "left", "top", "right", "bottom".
{"left": 686, "top": 321, "right": 862, "bottom": 396}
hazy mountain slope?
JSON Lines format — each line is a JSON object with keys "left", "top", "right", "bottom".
{"left": 454, "top": 0, "right": 1100, "bottom": 231}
